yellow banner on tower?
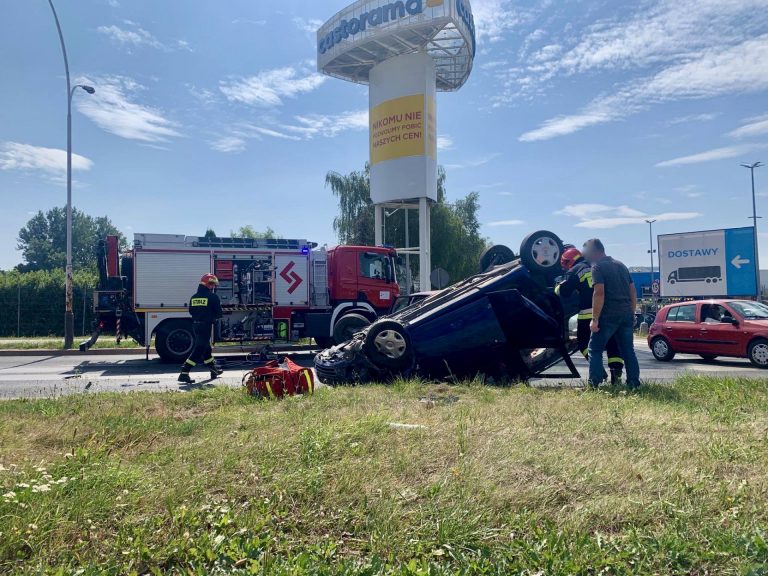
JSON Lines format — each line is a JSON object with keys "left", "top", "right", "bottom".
{"left": 369, "top": 94, "right": 426, "bottom": 165}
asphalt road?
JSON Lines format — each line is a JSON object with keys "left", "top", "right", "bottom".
{"left": 0, "top": 343, "right": 765, "bottom": 400}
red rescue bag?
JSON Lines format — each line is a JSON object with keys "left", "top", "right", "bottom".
{"left": 242, "top": 358, "right": 315, "bottom": 399}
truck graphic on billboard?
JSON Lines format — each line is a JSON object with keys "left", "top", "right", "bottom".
{"left": 667, "top": 266, "right": 722, "bottom": 285}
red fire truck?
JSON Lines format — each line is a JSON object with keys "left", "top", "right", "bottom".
{"left": 82, "top": 233, "right": 400, "bottom": 362}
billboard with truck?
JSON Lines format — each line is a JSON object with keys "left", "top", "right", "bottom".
{"left": 658, "top": 227, "right": 757, "bottom": 298}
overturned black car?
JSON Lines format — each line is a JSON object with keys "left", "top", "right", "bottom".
{"left": 315, "top": 231, "right": 581, "bottom": 385}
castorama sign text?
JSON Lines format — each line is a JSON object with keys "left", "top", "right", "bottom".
{"left": 319, "top": 0, "right": 429, "bottom": 55}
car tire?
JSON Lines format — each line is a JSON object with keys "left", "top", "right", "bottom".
{"left": 748, "top": 338, "right": 768, "bottom": 368}
{"left": 519, "top": 230, "right": 564, "bottom": 277}
{"left": 155, "top": 320, "right": 195, "bottom": 363}
{"left": 699, "top": 354, "right": 718, "bottom": 362}
{"left": 364, "top": 320, "right": 414, "bottom": 371}
{"left": 479, "top": 244, "right": 516, "bottom": 272}
{"left": 332, "top": 313, "right": 371, "bottom": 344}
{"left": 650, "top": 336, "right": 675, "bottom": 361}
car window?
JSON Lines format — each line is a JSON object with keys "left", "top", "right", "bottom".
{"left": 669, "top": 304, "right": 695, "bottom": 322}
{"left": 729, "top": 301, "right": 768, "bottom": 320}
{"left": 700, "top": 304, "right": 730, "bottom": 324}
{"left": 665, "top": 307, "right": 677, "bottom": 322}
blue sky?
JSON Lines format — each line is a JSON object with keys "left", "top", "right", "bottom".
{"left": 1, "top": 0, "right": 768, "bottom": 271}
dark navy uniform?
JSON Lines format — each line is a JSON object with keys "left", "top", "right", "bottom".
{"left": 179, "top": 284, "right": 223, "bottom": 381}
{"left": 556, "top": 258, "right": 624, "bottom": 379}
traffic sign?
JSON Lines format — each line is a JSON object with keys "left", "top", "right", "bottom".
{"left": 651, "top": 280, "right": 660, "bottom": 295}
{"left": 658, "top": 227, "right": 757, "bottom": 298}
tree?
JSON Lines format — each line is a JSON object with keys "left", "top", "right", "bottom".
{"left": 326, "top": 164, "right": 488, "bottom": 286}
{"left": 203, "top": 228, "right": 218, "bottom": 240}
{"left": 231, "top": 225, "right": 279, "bottom": 239}
{"left": 16, "top": 207, "right": 126, "bottom": 273}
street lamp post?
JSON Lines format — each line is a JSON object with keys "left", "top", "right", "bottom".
{"left": 741, "top": 162, "right": 763, "bottom": 299}
{"left": 47, "top": 0, "right": 95, "bottom": 348}
{"left": 646, "top": 219, "right": 657, "bottom": 301}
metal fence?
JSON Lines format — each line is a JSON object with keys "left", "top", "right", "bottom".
{"left": 0, "top": 285, "right": 96, "bottom": 338}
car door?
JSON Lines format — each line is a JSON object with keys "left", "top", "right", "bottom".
{"left": 663, "top": 303, "right": 699, "bottom": 353}
{"left": 696, "top": 303, "right": 742, "bottom": 356}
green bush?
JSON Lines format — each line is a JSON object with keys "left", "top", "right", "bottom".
{"left": 0, "top": 270, "right": 98, "bottom": 337}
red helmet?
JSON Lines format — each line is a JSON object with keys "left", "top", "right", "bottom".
{"left": 560, "top": 247, "right": 583, "bottom": 271}
{"left": 200, "top": 273, "right": 219, "bottom": 287}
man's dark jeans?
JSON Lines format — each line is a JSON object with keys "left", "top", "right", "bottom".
{"left": 588, "top": 313, "right": 640, "bottom": 387}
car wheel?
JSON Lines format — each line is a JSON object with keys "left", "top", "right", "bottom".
{"left": 155, "top": 320, "right": 195, "bottom": 363}
{"left": 699, "top": 354, "right": 718, "bottom": 362}
{"left": 650, "top": 336, "right": 675, "bottom": 361}
{"left": 520, "top": 230, "right": 563, "bottom": 277}
{"left": 364, "top": 320, "right": 414, "bottom": 370}
{"left": 332, "top": 313, "right": 371, "bottom": 344}
{"left": 479, "top": 244, "right": 516, "bottom": 272}
{"left": 748, "top": 338, "right": 768, "bottom": 368}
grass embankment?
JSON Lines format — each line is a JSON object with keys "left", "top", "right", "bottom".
{"left": 0, "top": 337, "right": 142, "bottom": 351}
{"left": 1, "top": 377, "right": 767, "bottom": 575}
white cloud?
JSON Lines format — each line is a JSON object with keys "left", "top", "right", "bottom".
{"left": 212, "top": 110, "right": 368, "bottom": 153}
{"left": 231, "top": 18, "right": 266, "bottom": 26}
{"left": 220, "top": 66, "right": 327, "bottom": 107}
{"left": 729, "top": 115, "right": 768, "bottom": 139}
{"left": 556, "top": 203, "right": 701, "bottom": 229}
{"left": 444, "top": 153, "right": 502, "bottom": 170}
{"left": 282, "top": 110, "right": 369, "bottom": 139}
{"left": 211, "top": 136, "right": 247, "bottom": 154}
{"left": 656, "top": 144, "right": 766, "bottom": 167}
{"left": 520, "top": 33, "right": 768, "bottom": 141}
{"left": 668, "top": 112, "right": 720, "bottom": 125}
{"left": 486, "top": 219, "right": 525, "bottom": 227}
{"left": 76, "top": 76, "right": 181, "bottom": 142}
{"left": 471, "top": 0, "right": 532, "bottom": 43}
{"left": 97, "top": 21, "right": 166, "bottom": 50}
{"left": 497, "top": 192, "right": 514, "bottom": 196}
{"left": 293, "top": 17, "right": 324, "bottom": 35}
{"left": 437, "top": 135, "right": 454, "bottom": 150}
{"left": 0, "top": 142, "right": 93, "bottom": 182}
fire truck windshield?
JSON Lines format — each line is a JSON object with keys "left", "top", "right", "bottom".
{"left": 360, "top": 252, "right": 395, "bottom": 283}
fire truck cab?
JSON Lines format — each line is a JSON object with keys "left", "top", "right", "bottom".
{"left": 85, "top": 233, "right": 400, "bottom": 362}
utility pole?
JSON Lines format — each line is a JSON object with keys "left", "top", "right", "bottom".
{"left": 741, "top": 162, "right": 763, "bottom": 299}
{"left": 47, "top": 0, "right": 95, "bottom": 348}
{"left": 645, "top": 219, "right": 656, "bottom": 302}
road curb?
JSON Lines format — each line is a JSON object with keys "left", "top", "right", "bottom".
{"left": 0, "top": 348, "right": 147, "bottom": 357}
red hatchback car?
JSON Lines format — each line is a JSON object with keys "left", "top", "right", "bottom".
{"left": 648, "top": 299, "right": 768, "bottom": 368}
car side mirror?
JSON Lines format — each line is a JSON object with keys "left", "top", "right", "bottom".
{"left": 722, "top": 317, "right": 738, "bottom": 326}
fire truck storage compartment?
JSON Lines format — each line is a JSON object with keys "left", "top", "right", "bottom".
{"left": 214, "top": 255, "right": 273, "bottom": 306}
{"left": 275, "top": 254, "right": 310, "bottom": 306}
{"left": 134, "top": 252, "right": 212, "bottom": 308}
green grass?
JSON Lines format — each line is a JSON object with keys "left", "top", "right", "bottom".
{"left": 1, "top": 376, "right": 767, "bottom": 575}
{"left": 0, "top": 336, "right": 143, "bottom": 351}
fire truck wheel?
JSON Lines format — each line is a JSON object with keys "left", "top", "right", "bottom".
{"left": 332, "top": 313, "right": 371, "bottom": 344}
{"left": 155, "top": 320, "right": 195, "bottom": 363}
{"left": 364, "top": 320, "right": 414, "bottom": 371}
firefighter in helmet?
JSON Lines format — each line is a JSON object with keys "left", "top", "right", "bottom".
{"left": 178, "top": 273, "right": 224, "bottom": 383}
{"left": 555, "top": 246, "right": 624, "bottom": 384}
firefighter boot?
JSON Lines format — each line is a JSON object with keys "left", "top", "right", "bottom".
{"left": 205, "top": 358, "right": 224, "bottom": 380}
{"left": 610, "top": 368, "right": 623, "bottom": 386}
{"left": 178, "top": 372, "right": 195, "bottom": 384}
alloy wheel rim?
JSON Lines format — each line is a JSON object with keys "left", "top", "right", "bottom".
{"left": 374, "top": 330, "right": 407, "bottom": 359}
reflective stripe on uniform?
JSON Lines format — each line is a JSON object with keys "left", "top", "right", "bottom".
{"left": 580, "top": 271, "right": 594, "bottom": 288}
{"left": 577, "top": 313, "right": 593, "bottom": 320}
{"left": 185, "top": 359, "right": 196, "bottom": 367}
{"left": 554, "top": 283, "right": 561, "bottom": 296}
{"left": 303, "top": 370, "right": 314, "bottom": 394}
{"left": 204, "top": 357, "right": 215, "bottom": 365}
{"left": 608, "top": 357, "right": 625, "bottom": 365}
{"left": 581, "top": 349, "right": 589, "bottom": 359}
